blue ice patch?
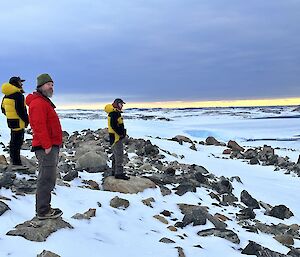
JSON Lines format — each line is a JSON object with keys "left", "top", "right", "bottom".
{"left": 184, "top": 130, "right": 217, "bottom": 139}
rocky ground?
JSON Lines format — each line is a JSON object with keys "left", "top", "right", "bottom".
{"left": 1, "top": 128, "right": 300, "bottom": 257}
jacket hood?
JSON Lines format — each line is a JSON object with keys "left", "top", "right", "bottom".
{"left": 104, "top": 104, "right": 116, "bottom": 114}
{"left": 1, "top": 83, "right": 21, "bottom": 96}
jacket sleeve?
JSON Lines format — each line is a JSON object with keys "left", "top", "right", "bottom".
{"left": 1, "top": 98, "right": 5, "bottom": 115}
{"left": 110, "top": 111, "right": 125, "bottom": 136}
{"left": 29, "top": 103, "right": 52, "bottom": 149}
{"left": 14, "top": 93, "right": 29, "bottom": 125}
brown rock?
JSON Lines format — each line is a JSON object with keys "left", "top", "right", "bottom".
{"left": 0, "top": 155, "right": 8, "bottom": 165}
{"left": 227, "top": 140, "right": 244, "bottom": 152}
{"left": 153, "top": 215, "right": 169, "bottom": 224}
{"left": 274, "top": 234, "right": 294, "bottom": 246}
{"left": 142, "top": 197, "right": 155, "bottom": 208}
{"left": 223, "top": 149, "right": 232, "bottom": 155}
{"left": 167, "top": 226, "right": 178, "bottom": 232}
{"left": 103, "top": 176, "right": 156, "bottom": 194}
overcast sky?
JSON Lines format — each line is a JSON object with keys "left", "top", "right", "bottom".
{"left": 1, "top": 0, "right": 300, "bottom": 105}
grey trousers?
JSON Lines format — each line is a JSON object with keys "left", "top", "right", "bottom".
{"left": 35, "top": 146, "right": 59, "bottom": 215}
{"left": 111, "top": 140, "right": 124, "bottom": 175}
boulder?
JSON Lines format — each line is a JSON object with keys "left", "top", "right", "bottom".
{"left": 227, "top": 140, "right": 244, "bottom": 152}
{"left": 7, "top": 217, "right": 73, "bottom": 242}
{"left": 205, "top": 136, "right": 223, "bottom": 146}
{"left": 268, "top": 205, "right": 294, "bottom": 220}
{"left": 171, "top": 135, "right": 193, "bottom": 144}
{"left": 242, "top": 241, "right": 287, "bottom": 256}
{"left": 76, "top": 151, "right": 108, "bottom": 171}
{"left": 240, "top": 190, "right": 260, "bottom": 209}
{"left": 103, "top": 176, "right": 156, "bottom": 194}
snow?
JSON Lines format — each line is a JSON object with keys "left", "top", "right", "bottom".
{"left": 1, "top": 106, "right": 300, "bottom": 256}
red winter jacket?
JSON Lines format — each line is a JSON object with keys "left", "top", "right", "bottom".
{"left": 26, "top": 92, "right": 62, "bottom": 149}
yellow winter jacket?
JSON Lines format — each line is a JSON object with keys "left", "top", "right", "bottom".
{"left": 1, "top": 83, "right": 28, "bottom": 131}
{"left": 104, "top": 104, "right": 126, "bottom": 145}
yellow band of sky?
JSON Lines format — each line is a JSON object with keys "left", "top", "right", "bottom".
{"left": 57, "top": 97, "right": 300, "bottom": 109}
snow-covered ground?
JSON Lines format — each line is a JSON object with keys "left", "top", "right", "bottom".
{"left": 0, "top": 106, "right": 300, "bottom": 257}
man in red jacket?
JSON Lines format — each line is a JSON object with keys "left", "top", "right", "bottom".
{"left": 26, "top": 73, "right": 63, "bottom": 219}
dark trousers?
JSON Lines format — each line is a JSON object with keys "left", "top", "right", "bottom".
{"left": 111, "top": 140, "right": 124, "bottom": 175}
{"left": 10, "top": 129, "right": 24, "bottom": 165}
{"left": 35, "top": 146, "right": 59, "bottom": 215}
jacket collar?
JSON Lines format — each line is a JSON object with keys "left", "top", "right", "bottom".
{"left": 34, "top": 92, "right": 56, "bottom": 108}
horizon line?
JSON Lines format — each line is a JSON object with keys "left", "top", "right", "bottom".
{"left": 55, "top": 97, "right": 300, "bottom": 109}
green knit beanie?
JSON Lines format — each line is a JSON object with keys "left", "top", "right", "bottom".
{"left": 37, "top": 73, "right": 53, "bottom": 88}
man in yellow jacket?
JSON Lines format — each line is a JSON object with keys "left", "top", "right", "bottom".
{"left": 1, "top": 76, "right": 29, "bottom": 167}
{"left": 104, "top": 98, "right": 130, "bottom": 180}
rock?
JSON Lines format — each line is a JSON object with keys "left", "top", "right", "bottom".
{"left": 75, "top": 144, "right": 105, "bottom": 159}
{"left": 274, "top": 234, "right": 294, "bottom": 246}
{"left": 0, "top": 155, "right": 8, "bottom": 165}
{"left": 6, "top": 217, "right": 73, "bottom": 242}
{"left": 63, "top": 170, "right": 78, "bottom": 181}
{"left": 167, "top": 226, "right": 177, "bottom": 232}
{"left": 268, "top": 205, "right": 294, "bottom": 220}
{"left": 76, "top": 151, "right": 108, "bottom": 171}
{"left": 161, "top": 210, "right": 172, "bottom": 217}
{"left": 171, "top": 135, "right": 193, "bottom": 144}
{"left": 288, "top": 248, "right": 300, "bottom": 257}
{"left": 250, "top": 157, "right": 260, "bottom": 165}
{"left": 176, "top": 247, "right": 186, "bottom": 257}
{"left": 142, "top": 197, "right": 155, "bottom": 208}
{"left": 0, "top": 172, "right": 15, "bottom": 188}
{"left": 164, "top": 167, "right": 176, "bottom": 176}
{"left": 72, "top": 208, "right": 96, "bottom": 220}
{"left": 240, "top": 190, "right": 260, "bottom": 209}
{"left": 175, "top": 183, "right": 196, "bottom": 196}
{"left": 213, "top": 177, "right": 233, "bottom": 194}
{"left": 193, "top": 165, "right": 209, "bottom": 174}
{"left": 159, "top": 186, "right": 172, "bottom": 196}
{"left": 197, "top": 228, "right": 240, "bottom": 244}
{"left": 243, "top": 149, "right": 258, "bottom": 159}
{"left": 153, "top": 214, "right": 169, "bottom": 224}
{"left": 103, "top": 176, "right": 156, "bottom": 194}
{"left": 110, "top": 196, "right": 130, "bottom": 209}
{"left": 139, "top": 163, "right": 153, "bottom": 171}
{"left": 222, "top": 194, "right": 238, "bottom": 205}
{"left": 297, "top": 155, "right": 300, "bottom": 165}
{"left": 13, "top": 178, "right": 37, "bottom": 194}
{"left": 223, "top": 149, "right": 231, "bottom": 155}
{"left": 190, "top": 144, "right": 197, "bottom": 151}
{"left": 227, "top": 140, "right": 244, "bottom": 152}
{"left": 37, "top": 250, "right": 61, "bottom": 257}
{"left": 136, "top": 140, "right": 159, "bottom": 156}
{"left": 236, "top": 208, "right": 256, "bottom": 220}
{"left": 182, "top": 208, "right": 207, "bottom": 227}
{"left": 82, "top": 180, "right": 100, "bottom": 190}
{"left": 205, "top": 136, "right": 222, "bottom": 146}
{"left": 214, "top": 213, "right": 231, "bottom": 222}
{"left": 261, "top": 145, "right": 275, "bottom": 156}
{"left": 0, "top": 201, "right": 10, "bottom": 216}
{"left": 159, "top": 237, "right": 175, "bottom": 243}
{"left": 178, "top": 204, "right": 227, "bottom": 230}
{"left": 242, "top": 240, "right": 287, "bottom": 256}
{"left": 194, "top": 172, "right": 207, "bottom": 183}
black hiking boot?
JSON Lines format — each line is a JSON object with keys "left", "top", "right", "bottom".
{"left": 37, "top": 208, "right": 63, "bottom": 220}
{"left": 115, "top": 174, "right": 130, "bottom": 180}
